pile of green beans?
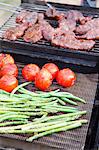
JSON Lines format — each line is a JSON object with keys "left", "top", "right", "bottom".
{"left": 0, "top": 82, "right": 87, "bottom": 141}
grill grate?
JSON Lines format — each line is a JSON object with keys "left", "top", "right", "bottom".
{"left": 0, "top": 3, "right": 99, "bottom": 62}
{"left": 0, "top": 53, "right": 98, "bottom": 150}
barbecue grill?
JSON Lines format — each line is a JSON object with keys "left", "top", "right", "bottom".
{"left": 0, "top": 1, "right": 99, "bottom": 150}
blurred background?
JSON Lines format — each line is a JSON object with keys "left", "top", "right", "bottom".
{"left": 0, "top": 0, "right": 21, "bottom": 27}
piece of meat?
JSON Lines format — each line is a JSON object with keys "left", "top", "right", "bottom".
{"left": 45, "top": 7, "right": 65, "bottom": 20}
{"left": 40, "top": 20, "right": 55, "bottom": 41}
{"left": 76, "top": 28, "right": 99, "bottom": 40}
{"left": 65, "top": 10, "right": 92, "bottom": 25}
{"left": 22, "top": 12, "right": 38, "bottom": 27}
{"left": 23, "top": 24, "right": 43, "bottom": 43}
{"left": 58, "top": 18, "right": 76, "bottom": 31}
{"left": 76, "top": 18, "right": 99, "bottom": 34}
{"left": 16, "top": 10, "right": 29, "bottom": 24}
{"left": 3, "top": 23, "right": 28, "bottom": 41}
{"left": 51, "top": 30, "right": 95, "bottom": 51}
{"left": 38, "top": 13, "right": 44, "bottom": 23}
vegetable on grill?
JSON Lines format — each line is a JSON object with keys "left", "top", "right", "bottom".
{"left": 0, "top": 75, "right": 18, "bottom": 92}
{"left": 0, "top": 82, "right": 87, "bottom": 141}
{"left": 22, "top": 64, "right": 40, "bottom": 81}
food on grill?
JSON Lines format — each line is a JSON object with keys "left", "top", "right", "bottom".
{"left": 45, "top": 8, "right": 92, "bottom": 24}
{"left": 3, "top": 23, "right": 28, "bottom": 41}
{"left": 35, "top": 68, "right": 53, "bottom": 91}
{"left": 22, "top": 12, "right": 38, "bottom": 27}
{"left": 22, "top": 64, "right": 40, "bottom": 81}
{"left": 16, "top": 10, "right": 38, "bottom": 27}
{"left": 3, "top": 8, "right": 97, "bottom": 51}
{"left": 76, "top": 28, "right": 99, "bottom": 40}
{"left": 45, "top": 7, "right": 65, "bottom": 20}
{"left": 40, "top": 20, "right": 55, "bottom": 41}
{"left": 0, "top": 63, "right": 18, "bottom": 78}
{"left": 42, "top": 63, "right": 59, "bottom": 79}
{"left": 0, "top": 75, "right": 18, "bottom": 92}
{"left": 56, "top": 68, "right": 76, "bottom": 88}
{"left": 0, "top": 81, "right": 87, "bottom": 140}
{"left": 51, "top": 30, "right": 95, "bottom": 50}
{"left": 58, "top": 18, "right": 76, "bottom": 31}
{"left": 23, "top": 24, "right": 43, "bottom": 43}
{"left": 75, "top": 18, "right": 99, "bottom": 34}
{"left": 16, "top": 10, "right": 29, "bottom": 23}
{"left": 65, "top": 10, "right": 92, "bottom": 25}
{"left": 0, "top": 54, "right": 14, "bottom": 68}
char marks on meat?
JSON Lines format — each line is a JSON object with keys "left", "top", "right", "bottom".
{"left": 16, "top": 10, "right": 28, "bottom": 24}
{"left": 40, "top": 20, "right": 55, "bottom": 41}
{"left": 58, "top": 18, "right": 76, "bottom": 31}
{"left": 23, "top": 24, "right": 43, "bottom": 43}
{"left": 51, "top": 30, "right": 95, "bottom": 50}
{"left": 65, "top": 10, "right": 92, "bottom": 24}
{"left": 22, "top": 12, "right": 38, "bottom": 27}
{"left": 76, "top": 18, "right": 99, "bottom": 34}
{"left": 3, "top": 23, "right": 28, "bottom": 41}
{"left": 76, "top": 28, "right": 99, "bottom": 40}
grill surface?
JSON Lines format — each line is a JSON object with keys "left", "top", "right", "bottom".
{"left": 0, "top": 52, "right": 98, "bottom": 150}
{"left": 0, "top": 3, "right": 99, "bottom": 62}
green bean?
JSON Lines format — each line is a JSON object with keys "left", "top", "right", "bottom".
{"left": 26, "top": 122, "right": 82, "bottom": 141}
{"left": 19, "top": 88, "right": 60, "bottom": 98}
{"left": 0, "top": 115, "right": 82, "bottom": 131}
{"left": 0, "top": 121, "right": 26, "bottom": 127}
{"left": 43, "top": 107, "right": 78, "bottom": 113}
{"left": 32, "top": 111, "right": 87, "bottom": 123}
{"left": 23, "top": 115, "right": 82, "bottom": 131}
{"left": 10, "top": 82, "right": 31, "bottom": 97}
{"left": 42, "top": 105, "right": 78, "bottom": 110}
{"left": 58, "top": 99, "right": 66, "bottom": 105}
{"left": 61, "top": 97, "right": 78, "bottom": 105}
{"left": 0, "top": 114, "right": 29, "bottom": 122}
{"left": 63, "top": 95, "right": 86, "bottom": 103}
{"left": 31, "top": 119, "right": 88, "bottom": 132}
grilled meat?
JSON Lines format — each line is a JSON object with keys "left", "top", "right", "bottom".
{"left": 65, "top": 10, "right": 92, "bottom": 24}
{"left": 38, "top": 13, "right": 45, "bottom": 23}
{"left": 23, "top": 24, "right": 43, "bottom": 43}
{"left": 16, "top": 10, "right": 29, "bottom": 23}
{"left": 58, "top": 18, "right": 76, "bottom": 31}
{"left": 22, "top": 12, "right": 38, "bottom": 27}
{"left": 76, "top": 28, "right": 99, "bottom": 40}
{"left": 51, "top": 30, "right": 95, "bottom": 50}
{"left": 16, "top": 10, "right": 38, "bottom": 27}
{"left": 76, "top": 18, "right": 99, "bottom": 34}
{"left": 3, "top": 24, "right": 28, "bottom": 41}
{"left": 40, "top": 21, "right": 55, "bottom": 41}
{"left": 45, "top": 7, "right": 65, "bottom": 20}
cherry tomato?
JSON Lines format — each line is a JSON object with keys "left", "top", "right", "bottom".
{"left": 56, "top": 68, "right": 76, "bottom": 87}
{"left": 35, "top": 68, "right": 53, "bottom": 91}
{"left": 42, "top": 63, "right": 59, "bottom": 79}
{"left": 0, "top": 75, "right": 18, "bottom": 92}
{"left": 0, "top": 63, "right": 18, "bottom": 78}
{"left": 0, "top": 54, "right": 14, "bottom": 68}
{"left": 22, "top": 64, "right": 40, "bottom": 81}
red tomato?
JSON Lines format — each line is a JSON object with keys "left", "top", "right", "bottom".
{"left": 56, "top": 68, "right": 76, "bottom": 87}
{"left": 42, "top": 63, "right": 59, "bottom": 79}
{"left": 0, "top": 75, "right": 18, "bottom": 92}
{"left": 0, "top": 54, "right": 5, "bottom": 68}
{"left": 35, "top": 68, "right": 53, "bottom": 91}
{"left": 0, "top": 54, "right": 14, "bottom": 68}
{"left": 0, "top": 63, "right": 18, "bottom": 77}
{"left": 22, "top": 64, "right": 40, "bottom": 81}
